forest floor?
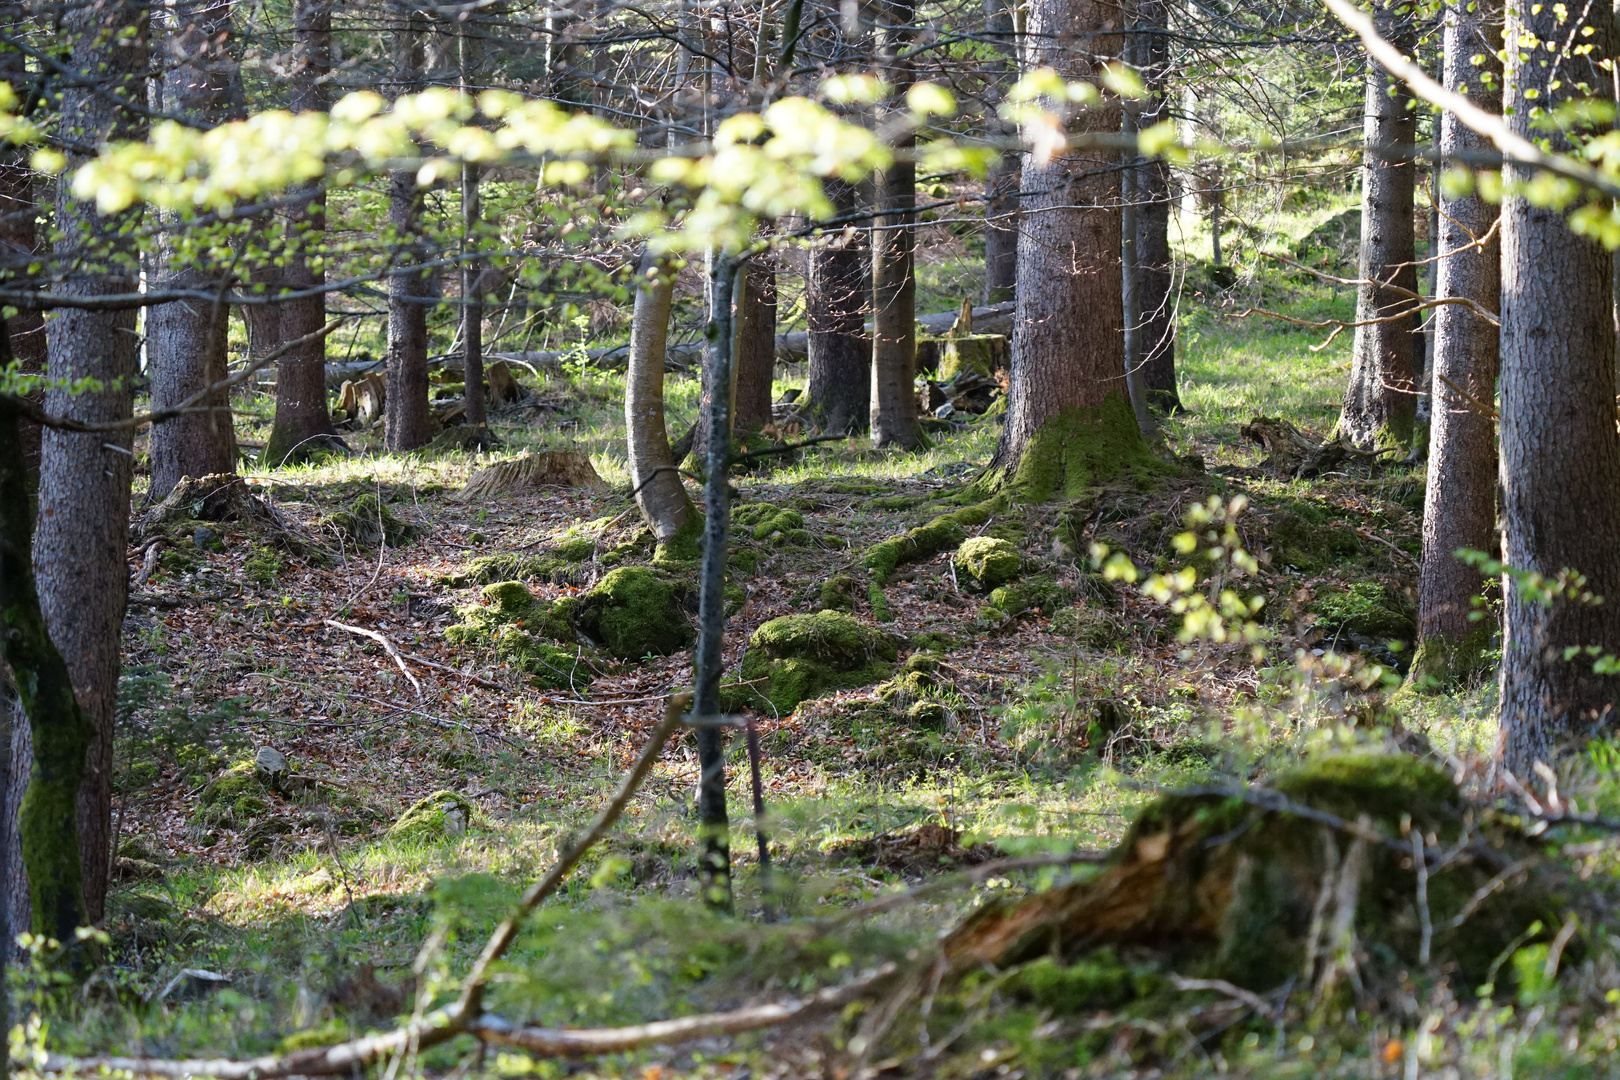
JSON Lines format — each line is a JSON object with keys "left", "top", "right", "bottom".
{"left": 42, "top": 264, "right": 1551, "bottom": 1077}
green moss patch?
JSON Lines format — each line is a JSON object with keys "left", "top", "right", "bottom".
{"left": 953, "top": 536, "right": 1021, "bottom": 591}
{"left": 573, "top": 567, "right": 693, "bottom": 659}
{"left": 388, "top": 791, "right": 476, "bottom": 840}
{"left": 1311, "top": 581, "right": 1415, "bottom": 642}
{"left": 734, "top": 503, "right": 812, "bottom": 548}
{"left": 985, "top": 575, "right": 1071, "bottom": 619}
{"left": 984, "top": 396, "right": 1174, "bottom": 503}
{"left": 936, "top": 334, "right": 1008, "bottom": 382}
{"left": 323, "top": 493, "right": 417, "bottom": 548}
{"left": 865, "top": 497, "right": 1003, "bottom": 584}
{"left": 731, "top": 611, "right": 899, "bottom": 715}
{"left": 1268, "top": 511, "right": 1359, "bottom": 572}
{"left": 444, "top": 581, "right": 592, "bottom": 688}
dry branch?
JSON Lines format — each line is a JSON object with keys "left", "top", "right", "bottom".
{"left": 325, "top": 619, "right": 425, "bottom": 700}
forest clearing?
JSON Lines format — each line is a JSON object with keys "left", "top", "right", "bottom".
{"left": 6, "top": 0, "right": 1620, "bottom": 1074}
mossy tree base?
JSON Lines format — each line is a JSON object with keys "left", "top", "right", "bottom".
{"left": 985, "top": 396, "right": 1175, "bottom": 504}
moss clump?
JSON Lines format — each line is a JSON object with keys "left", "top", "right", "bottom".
{"left": 986, "top": 575, "right": 1071, "bottom": 618}
{"left": 819, "top": 574, "right": 858, "bottom": 611}
{"left": 1049, "top": 605, "right": 1126, "bottom": 648}
{"left": 1404, "top": 624, "right": 1495, "bottom": 693}
{"left": 734, "top": 503, "right": 811, "bottom": 548}
{"left": 983, "top": 396, "right": 1174, "bottom": 503}
{"left": 904, "top": 701, "right": 952, "bottom": 731}
{"left": 734, "top": 611, "right": 899, "bottom": 715}
{"left": 652, "top": 514, "right": 704, "bottom": 564}
{"left": 936, "top": 333, "right": 1007, "bottom": 381}
{"left": 244, "top": 546, "right": 283, "bottom": 585}
{"left": 1269, "top": 512, "right": 1359, "bottom": 572}
{"left": 388, "top": 791, "right": 476, "bottom": 840}
{"left": 1005, "top": 949, "right": 1154, "bottom": 1013}
{"left": 160, "top": 546, "right": 198, "bottom": 576}
{"left": 573, "top": 567, "right": 692, "bottom": 659}
{"left": 1312, "top": 581, "right": 1415, "bottom": 642}
{"left": 495, "top": 628, "right": 588, "bottom": 690}
{"left": 876, "top": 654, "right": 940, "bottom": 708}
{"left": 444, "top": 582, "right": 590, "bottom": 686}
{"left": 324, "top": 493, "right": 417, "bottom": 547}
{"left": 953, "top": 536, "right": 1021, "bottom": 591}
{"left": 865, "top": 497, "right": 1004, "bottom": 583}
{"left": 199, "top": 761, "right": 261, "bottom": 807}
{"left": 554, "top": 536, "right": 597, "bottom": 561}
{"left": 867, "top": 582, "right": 894, "bottom": 623}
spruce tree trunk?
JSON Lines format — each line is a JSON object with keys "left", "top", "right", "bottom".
{"left": 34, "top": 0, "right": 148, "bottom": 929}
{"left": 806, "top": 179, "right": 870, "bottom": 434}
{"left": 459, "top": 24, "right": 487, "bottom": 433}
{"left": 0, "top": 11, "right": 44, "bottom": 486}
{"left": 869, "top": 0, "right": 920, "bottom": 449}
{"left": 261, "top": 0, "right": 336, "bottom": 467}
{"left": 1412, "top": 1, "right": 1500, "bottom": 689}
{"left": 1135, "top": 0, "right": 1179, "bottom": 412}
{"left": 981, "top": 0, "right": 1018, "bottom": 304}
{"left": 384, "top": 13, "right": 433, "bottom": 453}
{"left": 734, "top": 258, "right": 777, "bottom": 435}
{"left": 148, "top": 0, "right": 239, "bottom": 500}
{"left": 1495, "top": 0, "right": 1620, "bottom": 773}
{"left": 1338, "top": 17, "right": 1418, "bottom": 452}
{"left": 626, "top": 250, "right": 692, "bottom": 544}
{"left": 988, "top": 0, "right": 1134, "bottom": 496}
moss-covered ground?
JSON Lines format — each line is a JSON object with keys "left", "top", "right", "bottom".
{"left": 45, "top": 214, "right": 1620, "bottom": 1079}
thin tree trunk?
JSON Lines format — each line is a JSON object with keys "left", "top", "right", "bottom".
{"left": 1338, "top": 17, "right": 1419, "bottom": 452}
{"left": 1412, "top": 0, "right": 1501, "bottom": 690}
{"left": 988, "top": 0, "right": 1133, "bottom": 495}
{"left": 626, "top": 250, "right": 692, "bottom": 544}
{"left": 981, "top": 0, "right": 1018, "bottom": 304}
{"left": 806, "top": 184, "right": 871, "bottom": 436}
{"left": 1119, "top": 27, "right": 1156, "bottom": 443}
{"left": 1495, "top": 0, "right": 1620, "bottom": 773}
{"left": 1135, "top": 0, "right": 1179, "bottom": 412}
{"left": 148, "top": 0, "right": 239, "bottom": 500}
{"left": 0, "top": 9, "right": 44, "bottom": 488}
{"left": 459, "top": 23, "right": 487, "bottom": 434}
{"left": 869, "top": 0, "right": 920, "bottom": 449}
{"left": 35, "top": 0, "right": 148, "bottom": 931}
{"left": 261, "top": 0, "right": 336, "bottom": 466}
{"left": 734, "top": 257, "right": 776, "bottom": 435}
{"left": 384, "top": 9, "right": 433, "bottom": 453}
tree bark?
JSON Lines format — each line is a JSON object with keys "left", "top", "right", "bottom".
{"left": 148, "top": 0, "right": 239, "bottom": 500}
{"left": 459, "top": 23, "right": 487, "bottom": 433}
{"left": 626, "top": 250, "right": 692, "bottom": 544}
{"left": 981, "top": 0, "right": 1018, "bottom": 304}
{"left": 733, "top": 257, "right": 776, "bottom": 435}
{"left": 261, "top": 0, "right": 336, "bottom": 467}
{"left": 1135, "top": 0, "right": 1179, "bottom": 412}
{"left": 1338, "top": 17, "right": 1418, "bottom": 452}
{"left": 987, "top": 0, "right": 1134, "bottom": 496}
{"left": 869, "top": 0, "right": 920, "bottom": 449}
{"left": 1495, "top": 0, "right": 1620, "bottom": 773}
{"left": 806, "top": 179, "right": 870, "bottom": 434}
{"left": 384, "top": 11, "right": 433, "bottom": 453}
{"left": 1412, "top": 1, "right": 1500, "bottom": 689}
{"left": 0, "top": 9, "right": 44, "bottom": 487}
{"left": 34, "top": 0, "right": 148, "bottom": 929}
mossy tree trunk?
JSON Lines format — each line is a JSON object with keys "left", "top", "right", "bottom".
{"left": 869, "top": 0, "right": 922, "bottom": 449}
{"left": 806, "top": 179, "right": 870, "bottom": 434}
{"left": 148, "top": 0, "right": 239, "bottom": 500}
{"left": 987, "top": 0, "right": 1136, "bottom": 499}
{"left": 36, "top": 0, "right": 148, "bottom": 929}
{"left": 1337, "top": 11, "right": 1418, "bottom": 453}
{"left": 384, "top": 12, "right": 434, "bottom": 454}
{"left": 261, "top": 0, "right": 337, "bottom": 467}
{"left": 1495, "top": 0, "right": 1620, "bottom": 773}
{"left": 626, "top": 249, "right": 694, "bottom": 546}
{"left": 1412, "top": 0, "right": 1500, "bottom": 690}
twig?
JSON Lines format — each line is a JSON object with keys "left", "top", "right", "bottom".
{"left": 1169, "top": 976, "right": 1280, "bottom": 1023}
{"left": 1353, "top": 527, "right": 1418, "bottom": 568}
{"left": 1413, "top": 830, "right": 1432, "bottom": 965}
{"left": 1435, "top": 372, "right": 1499, "bottom": 420}
{"left": 397, "top": 650, "right": 505, "bottom": 691}
{"left": 324, "top": 620, "right": 425, "bottom": 700}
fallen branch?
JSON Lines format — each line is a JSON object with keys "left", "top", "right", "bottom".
{"left": 1169, "top": 975, "right": 1280, "bottom": 1024}
{"left": 325, "top": 619, "right": 424, "bottom": 700}
{"left": 397, "top": 650, "right": 505, "bottom": 691}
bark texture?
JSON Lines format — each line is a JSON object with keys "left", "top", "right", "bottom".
{"left": 1495, "top": 0, "right": 1620, "bottom": 772}
{"left": 981, "top": 0, "right": 1018, "bottom": 304}
{"left": 35, "top": 0, "right": 148, "bottom": 928}
{"left": 734, "top": 258, "right": 776, "bottom": 435}
{"left": 0, "top": 13, "right": 44, "bottom": 484}
{"left": 988, "top": 0, "right": 1132, "bottom": 496}
{"left": 868, "top": 0, "right": 920, "bottom": 448}
{"left": 1338, "top": 18, "right": 1418, "bottom": 452}
{"left": 625, "top": 251, "right": 692, "bottom": 544}
{"left": 147, "top": 0, "right": 239, "bottom": 500}
{"left": 1413, "top": 2, "right": 1500, "bottom": 689}
{"left": 806, "top": 179, "right": 870, "bottom": 434}
{"left": 1135, "top": 0, "right": 1179, "bottom": 412}
{"left": 260, "top": 0, "right": 336, "bottom": 466}
{"left": 384, "top": 14, "right": 433, "bottom": 452}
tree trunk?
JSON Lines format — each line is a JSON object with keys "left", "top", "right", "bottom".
{"left": 1411, "top": 1, "right": 1501, "bottom": 690}
{"left": 459, "top": 24, "right": 487, "bottom": 433}
{"left": 1119, "top": 27, "right": 1156, "bottom": 443}
{"left": 734, "top": 257, "right": 776, "bottom": 435}
{"left": 0, "top": 9, "right": 44, "bottom": 488}
{"left": 626, "top": 250, "right": 693, "bottom": 545}
{"left": 384, "top": 12, "right": 433, "bottom": 453}
{"left": 34, "top": 0, "right": 148, "bottom": 929}
{"left": 1338, "top": 18, "right": 1419, "bottom": 452}
{"left": 148, "top": 0, "right": 239, "bottom": 500}
{"left": 988, "top": 0, "right": 1137, "bottom": 498}
{"left": 261, "top": 0, "right": 336, "bottom": 467}
{"left": 1135, "top": 0, "right": 1179, "bottom": 412}
{"left": 1495, "top": 0, "right": 1620, "bottom": 773}
{"left": 806, "top": 179, "right": 870, "bottom": 434}
{"left": 869, "top": 0, "right": 920, "bottom": 449}
{"left": 981, "top": 0, "right": 1018, "bottom": 304}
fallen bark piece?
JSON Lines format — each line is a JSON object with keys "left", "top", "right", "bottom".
{"left": 454, "top": 450, "right": 606, "bottom": 501}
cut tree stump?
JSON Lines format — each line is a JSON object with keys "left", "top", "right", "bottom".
{"left": 1240, "top": 416, "right": 1351, "bottom": 478}
{"left": 453, "top": 451, "right": 606, "bottom": 502}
